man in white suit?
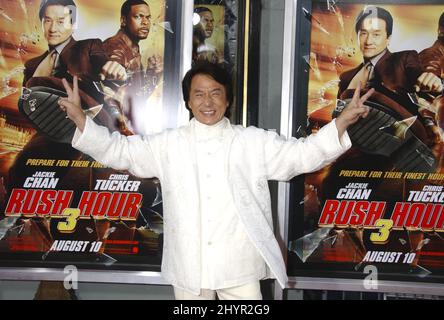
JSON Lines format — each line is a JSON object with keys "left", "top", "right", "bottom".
{"left": 58, "top": 62, "right": 373, "bottom": 300}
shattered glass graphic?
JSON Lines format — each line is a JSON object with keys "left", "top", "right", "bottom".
{"left": 95, "top": 253, "right": 117, "bottom": 266}
{"left": 0, "top": 217, "right": 18, "bottom": 240}
{"left": 0, "top": 7, "right": 13, "bottom": 22}
{"left": 17, "top": 26, "right": 41, "bottom": 57}
{"left": 416, "top": 149, "right": 436, "bottom": 167}
{"left": 0, "top": 66, "right": 25, "bottom": 99}
{"left": 303, "top": 52, "right": 321, "bottom": 81}
{"left": 295, "top": 125, "right": 308, "bottom": 139}
{"left": 156, "top": 22, "right": 173, "bottom": 34}
{"left": 379, "top": 116, "right": 417, "bottom": 140}
{"left": 308, "top": 79, "right": 340, "bottom": 113}
{"left": 302, "top": 7, "right": 330, "bottom": 35}
{"left": 104, "top": 227, "right": 116, "bottom": 239}
{"left": 289, "top": 227, "right": 332, "bottom": 262}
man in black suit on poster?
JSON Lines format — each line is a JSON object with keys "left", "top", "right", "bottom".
{"left": 11, "top": 0, "right": 128, "bottom": 188}
{"left": 4, "top": 0, "right": 129, "bottom": 248}
{"left": 0, "top": 0, "right": 131, "bottom": 299}
{"left": 320, "top": 6, "right": 443, "bottom": 262}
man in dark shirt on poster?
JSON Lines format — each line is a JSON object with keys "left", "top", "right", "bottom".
{"left": 103, "top": 0, "right": 163, "bottom": 135}
{"left": 193, "top": 6, "right": 222, "bottom": 65}
{"left": 419, "top": 12, "right": 444, "bottom": 79}
{"left": 419, "top": 12, "right": 444, "bottom": 141}
{"left": 99, "top": 0, "right": 165, "bottom": 256}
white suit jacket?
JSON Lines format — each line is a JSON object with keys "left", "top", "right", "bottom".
{"left": 72, "top": 117, "right": 351, "bottom": 294}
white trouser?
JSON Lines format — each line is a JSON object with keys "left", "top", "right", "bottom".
{"left": 173, "top": 281, "right": 262, "bottom": 300}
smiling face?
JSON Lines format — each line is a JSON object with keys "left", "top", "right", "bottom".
{"left": 42, "top": 5, "right": 74, "bottom": 46}
{"left": 123, "top": 4, "right": 151, "bottom": 40}
{"left": 358, "top": 17, "right": 391, "bottom": 59}
{"left": 188, "top": 74, "right": 229, "bottom": 125}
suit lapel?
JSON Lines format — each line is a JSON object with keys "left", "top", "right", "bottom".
{"left": 30, "top": 51, "right": 50, "bottom": 72}
{"left": 60, "top": 37, "right": 76, "bottom": 60}
{"left": 373, "top": 50, "right": 391, "bottom": 80}
{"left": 347, "top": 63, "right": 364, "bottom": 84}
{"left": 58, "top": 37, "right": 76, "bottom": 75}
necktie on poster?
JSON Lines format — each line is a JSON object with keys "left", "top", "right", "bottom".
{"left": 32, "top": 50, "right": 57, "bottom": 77}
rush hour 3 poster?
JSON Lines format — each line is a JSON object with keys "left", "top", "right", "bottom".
{"left": 288, "top": 1, "right": 444, "bottom": 282}
{"left": 0, "top": 0, "right": 170, "bottom": 270}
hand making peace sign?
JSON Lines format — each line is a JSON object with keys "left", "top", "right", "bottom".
{"left": 335, "top": 83, "right": 375, "bottom": 138}
{"left": 58, "top": 76, "right": 87, "bottom": 132}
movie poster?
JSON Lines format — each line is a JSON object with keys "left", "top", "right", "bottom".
{"left": 192, "top": 0, "right": 239, "bottom": 122}
{"left": 193, "top": 4, "right": 225, "bottom": 66}
{"left": 192, "top": 0, "right": 238, "bottom": 77}
{"left": 288, "top": 1, "right": 444, "bottom": 282}
{"left": 0, "top": 0, "right": 171, "bottom": 271}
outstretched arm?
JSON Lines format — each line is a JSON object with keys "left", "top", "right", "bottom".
{"left": 58, "top": 76, "right": 161, "bottom": 179}
{"left": 264, "top": 85, "right": 374, "bottom": 181}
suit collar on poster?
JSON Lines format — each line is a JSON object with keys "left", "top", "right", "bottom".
{"left": 365, "top": 49, "right": 388, "bottom": 67}
{"left": 47, "top": 37, "right": 73, "bottom": 71}
{"left": 49, "top": 36, "right": 73, "bottom": 55}
{"left": 343, "top": 49, "right": 391, "bottom": 87}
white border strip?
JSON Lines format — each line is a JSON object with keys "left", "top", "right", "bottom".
{"left": 277, "top": 0, "right": 297, "bottom": 270}
{"left": 0, "top": 268, "right": 168, "bottom": 285}
{"left": 288, "top": 277, "right": 444, "bottom": 296}
{"left": 177, "top": 0, "right": 194, "bottom": 126}
{"left": 274, "top": 0, "right": 298, "bottom": 300}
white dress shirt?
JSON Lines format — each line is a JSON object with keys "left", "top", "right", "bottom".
{"left": 193, "top": 118, "right": 266, "bottom": 289}
{"left": 51, "top": 37, "right": 71, "bottom": 73}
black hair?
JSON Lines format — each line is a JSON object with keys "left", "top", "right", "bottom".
{"left": 182, "top": 61, "right": 233, "bottom": 112}
{"left": 121, "top": 0, "right": 149, "bottom": 18}
{"left": 439, "top": 12, "right": 444, "bottom": 29}
{"left": 355, "top": 6, "right": 393, "bottom": 37}
{"left": 39, "top": 0, "right": 77, "bottom": 22}
{"left": 194, "top": 6, "right": 213, "bottom": 15}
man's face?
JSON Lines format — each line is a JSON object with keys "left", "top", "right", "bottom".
{"left": 124, "top": 4, "right": 151, "bottom": 40}
{"left": 358, "top": 17, "right": 391, "bottom": 59}
{"left": 188, "top": 74, "right": 229, "bottom": 126}
{"left": 199, "top": 11, "right": 214, "bottom": 38}
{"left": 42, "top": 5, "right": 74, "bottom": 46}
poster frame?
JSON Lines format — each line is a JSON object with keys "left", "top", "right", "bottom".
{"left": 0, "top": 0, "right": 194, "bottom": 284}
{"left": 277, "top": 0, "right": 444, "bottom": 298}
